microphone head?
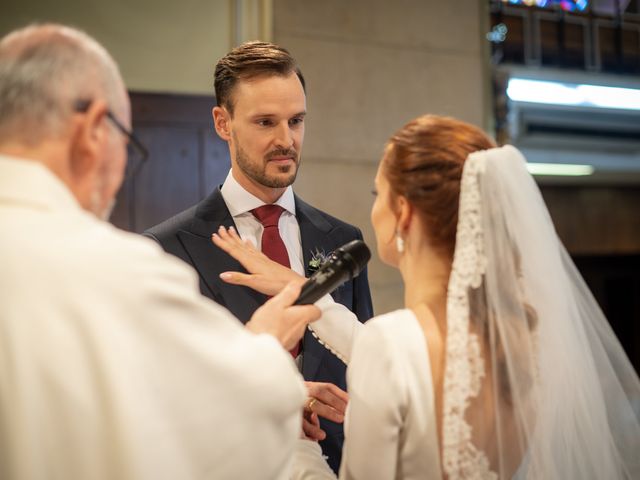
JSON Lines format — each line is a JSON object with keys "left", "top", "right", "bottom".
{"left": 334, "top": 239, "right": 371, "bottom": 278}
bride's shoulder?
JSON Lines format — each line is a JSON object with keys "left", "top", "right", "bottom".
{"left": 350, "top": 309, "right": 423, "bottom": 378}
{"left": 356, "top": 309, "right": 420, "bottom": 350}
{"left": 365, "top": 308, "right": 416, "bottom": 329}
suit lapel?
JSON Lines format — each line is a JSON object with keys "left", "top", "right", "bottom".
{"left": 178, "top": 188, "right": 266, "bottom": 323}
{"left": 296, "top": 196, "right": 340, "bottom": 380}
{"left": 296, "top": 196, "right": 334, "bottom": 272}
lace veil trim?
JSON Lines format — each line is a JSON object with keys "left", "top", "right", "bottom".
{"left": 441, "top": 151, "right": 496, "bottom": 480}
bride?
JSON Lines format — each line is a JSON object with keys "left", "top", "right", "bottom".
{"left": 212, "top": 115, "right": 640, "bottom": 479}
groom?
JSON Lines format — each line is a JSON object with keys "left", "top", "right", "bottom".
{"left": 145, "top": 41, "right": 373, "bottom": 472}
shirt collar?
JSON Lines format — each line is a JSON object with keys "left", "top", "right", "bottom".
{"left": 220, "top": 169, "right": 296, "bottom": 217}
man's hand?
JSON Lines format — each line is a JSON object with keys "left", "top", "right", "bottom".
{"left": 247, "top": 282, "right": 320, "bottom": 350}
{"left": 302, "top": 381, "right": 349, "bottom": 441}
{"left": 302, "top": 409, "right": 323, "bottom": 440}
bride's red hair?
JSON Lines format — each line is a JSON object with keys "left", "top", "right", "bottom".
{"left": 382, "top": 115, "right": 496, "bottom": 258}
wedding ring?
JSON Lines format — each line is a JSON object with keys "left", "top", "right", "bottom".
{"left": 307, "top": 397, "right": 317, "bottom": 411}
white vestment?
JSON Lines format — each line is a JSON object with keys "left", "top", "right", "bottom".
{"left": 0, "top": 154, "right": 306, "bottom": 480}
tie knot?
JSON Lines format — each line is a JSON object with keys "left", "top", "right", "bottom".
{"left": 251, "top": 204, "right": 286, "bottom": 228}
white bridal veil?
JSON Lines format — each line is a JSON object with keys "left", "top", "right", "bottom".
{"left": 442, "top": 145, "right": 640, "bottom": 479}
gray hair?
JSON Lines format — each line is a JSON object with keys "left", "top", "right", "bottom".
{"left": 0, "top": 23, "right": 125, "bottom": 144}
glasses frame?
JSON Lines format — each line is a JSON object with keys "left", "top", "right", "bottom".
{"left": 73, "top": 99, "right": 149, "bottom": 178}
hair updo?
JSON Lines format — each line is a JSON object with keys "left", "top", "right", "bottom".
{"left": 382, "top": 114, "right": 496, "bottom": 258}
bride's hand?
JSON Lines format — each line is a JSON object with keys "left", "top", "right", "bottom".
{"left": 211, "top": 226, "right": 305, "bottom": 296}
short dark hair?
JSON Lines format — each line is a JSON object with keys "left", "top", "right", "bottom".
{"left": 214, "top": 41, "right": 305, "bottom": 115}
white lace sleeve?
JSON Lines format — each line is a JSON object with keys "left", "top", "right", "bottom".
{"left": 308, "top": 295, "right": 363, "bottom": 364}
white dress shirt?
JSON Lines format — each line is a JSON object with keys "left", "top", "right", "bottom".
{"left": 221, "top": 170, "right": 306, "bottom": 276}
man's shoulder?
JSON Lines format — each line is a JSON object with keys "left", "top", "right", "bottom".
{"left": 144, "top": 203, "right": 200, "bottom": 241}
{"left": 144, "top": 187, "right": 226, "bottom": 244}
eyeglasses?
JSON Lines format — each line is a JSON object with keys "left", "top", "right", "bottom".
{"left": 73, "top": 99, "right": 149, "bottom": 179}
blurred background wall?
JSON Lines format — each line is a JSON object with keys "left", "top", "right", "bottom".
{"left": 0, "top": 0, "right": 232, "bottom": 94}
{"left": 272, "top": 0, "right": 491, "bottom": 313}
{"left": 2, "top": 0, "right": 638, "bottom": 370}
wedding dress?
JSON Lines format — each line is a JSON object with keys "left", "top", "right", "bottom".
{"left": 294, "top": 307, "right": 442, "bottom": 479}
{"left": 292, "top": 145, "right": 640, "bottom": 479}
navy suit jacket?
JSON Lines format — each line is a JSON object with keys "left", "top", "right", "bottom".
{"left": 144, "top": 187, "right": 373, "bottom": 473}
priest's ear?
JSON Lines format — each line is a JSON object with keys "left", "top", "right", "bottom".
{"left": 69, "top": 100, "right": 110, "bottom": 180}
{"left": 212, "top": 106, "right": 231, "bottom": 141}
{"left": 66, "top": 100, "right": 113, "bottom": 213}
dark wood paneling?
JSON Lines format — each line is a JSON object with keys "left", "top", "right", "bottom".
{"left": 131, "top": 92, "right": 216, "bottom": 125}
{"left": 110, "top": 173, "right": 133, "bottom": 229}
{"left": 110, "top": 92, "right": 230, "bottom": 232}
{"left": 542, "top": 186, "right": 640, "bottom": 373}
{"left": 203, "top": 127, "right": 230, "bottom": 193}
{"left": 133, "top": 126, "right": 201, "bottom": 231}
{"left": 574, "top": 254, "right": 640, "bottom": 373}
{"left": 540, "top": 186, "right": 640, "bottom": 255}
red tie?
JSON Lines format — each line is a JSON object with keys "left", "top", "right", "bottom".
{"left": 251, "top": 205, "right": 291, "bottom": 268}
{"left": 251, "top": 205, "right": 300, "bottom": 358}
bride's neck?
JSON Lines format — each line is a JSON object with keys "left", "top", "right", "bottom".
{"left": 399, "top": 242, "right": 450, "bottom": 328}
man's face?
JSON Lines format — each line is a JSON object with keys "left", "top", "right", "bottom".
{"left": 219, "top": 72, "right": 306, "bottom": 196}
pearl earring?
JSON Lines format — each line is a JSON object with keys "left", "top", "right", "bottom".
{"left": 396, "top": 232, "right": 405, "bottom": 253}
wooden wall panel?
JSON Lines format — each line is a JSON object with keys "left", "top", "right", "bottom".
{"left": 540, "top": 185, "right": 640, "bottom": 372}
{"left": 574, "top": 254, "right": 640, "bottom": 372}
{"left": 110, "top": 92, "right": 230, "bottom": 233}
{"left": 540, "top": 186, "right": 640, "bottom": 255}
{"left": 110, "top": 173, "right": 133, "bottom": 230}
{"left": 203, "top": 127, "right": 231, "bottom": 193}
{"left": 133, "top": 126, "right": 201, "bottom": 231}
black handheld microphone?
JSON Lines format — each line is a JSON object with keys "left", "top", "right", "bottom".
{"left": 294, "top": 240, "right": 371, "bottom": 305}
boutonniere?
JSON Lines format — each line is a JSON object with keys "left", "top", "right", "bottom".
{"left": 307, "top": 248, "right": 331, "bottom": 275}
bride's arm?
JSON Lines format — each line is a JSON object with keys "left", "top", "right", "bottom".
{"left": 292, "top": 321, "right": 404, "bottom": 480}
{"left": 311, "top": 296, "right": 362, "bottom": 364}
{"left": 338, "top": 321, "right": 403, "bottom": 479}
{"left": 291, "top": 440, "right": 337, "bottom": 479}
